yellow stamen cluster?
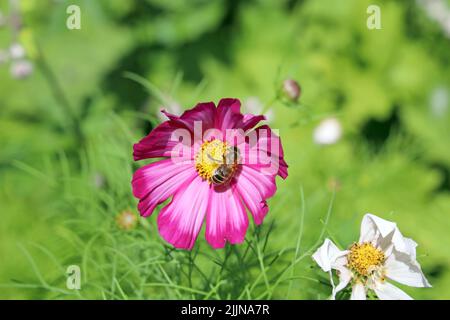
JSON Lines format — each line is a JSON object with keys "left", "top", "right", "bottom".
{"left": 347, "top": 242, "right": 385, "bottom": 276}
{"left": 195, "top": 139, "right": 229, "bottom": 181}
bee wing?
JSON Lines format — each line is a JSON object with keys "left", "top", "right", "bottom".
{"left": 207, "top": 153, "right": 223, "bottom": 163}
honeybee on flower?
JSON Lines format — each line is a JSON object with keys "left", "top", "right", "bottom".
{"left": 132, "top": 98, "right": 288, "bottom": 250}
{"left": 313, "top": 214, "right": 431, "bottom": 300}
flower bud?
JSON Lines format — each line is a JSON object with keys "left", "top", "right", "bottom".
{"left": 116, "top": 210, "right": 138, "bottom": 231}
{"left": 10, "top": 60, "right": 33, "bottom": 79}
{"left": 282, "top": 79, "right": 301, "bottom": 102}
{"left": 327, "top": 177, "right": 342, "bottom": 192}
{"left": 313, "top": 117, "right": 342, "bottom": 145}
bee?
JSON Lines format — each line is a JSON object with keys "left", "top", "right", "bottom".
{"left": 208, "top": 146, "right": 240, "bottom": 185}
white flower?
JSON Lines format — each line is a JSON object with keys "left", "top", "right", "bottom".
{"left": 9, "top": 43, "right": 26, "bottom": 60}
{"left": 312, "top": 213, "right": 431, "bottom": 300}
{"left": 313, "top": 117, "right": 342, "bottom": 145}
{"left": 10, "top": 60, "right": 33, "bottom": 79}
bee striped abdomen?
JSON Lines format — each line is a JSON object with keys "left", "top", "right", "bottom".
{"left": 211, "top": 165, "right": 235, "bottom": 185}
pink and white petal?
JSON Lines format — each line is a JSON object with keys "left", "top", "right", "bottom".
{"left": 157, "top": 176, "right": 210, "bottom": 250}
{"left": 332, "top": 267, "right": 352, "bottom": 300}
{"left": 162, "top": 102, "right": 216, "bottom": 132}
{"left": 206, "top": 185, "right": 249, "bottom": 249}
{"left": 384, "top": 251, "right": 431, "bottom": 287}
{"left": 312, "top": 238, "right": 348, "bottom": 273}
{"left": 215, "top": 98, "right": 244, "bottom": 131}
{"left": 133, "top": 121, "right": 186, "bottom": 160}
{"left": 132, "top": 159, "right": 196, "bottom": 217}
{"left": 244, "top": 125, "right": 288, "bottom": 179}
{"left": 251, "top": 125, "right": 285, "bottom": 157}
{"left": 235, "top": 165, "right": 276, "bottom": 225}
{"left": 373, "top": 282, "right": 413, "bottom": 300}
{"left": 278, "top": 158, "right": 289, "bottom": 179}
{"left": 350, "top": 283, "right": 367, "bottom": 300}
{"left": 245, "top": 158, "right": 288, "bottom": 180}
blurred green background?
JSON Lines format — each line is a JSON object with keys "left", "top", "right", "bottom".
{"left": 1, "top": 0, "right": 449, "bottom": 299}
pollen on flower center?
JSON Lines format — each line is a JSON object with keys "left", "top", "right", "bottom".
{"left": 347, "top": 242, "right": 385, "bottom": 276}
{"left": 195, "top": 139, "right": 237, "bottom": 183}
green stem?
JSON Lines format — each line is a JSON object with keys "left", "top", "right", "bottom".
{"left": 36, "top": 47, "right": 83, "bottom": 143}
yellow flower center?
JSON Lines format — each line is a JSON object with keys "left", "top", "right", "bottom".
{"left": 195, "top": 139, "right": 237, "bottom": 183}
{"left": 347, "top": 242, "right": 385, "bottom": 276}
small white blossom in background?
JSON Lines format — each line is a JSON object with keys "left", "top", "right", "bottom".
{"left": 10, "top": 60, "right": 33, "bottom": 79}
{"left": 430, "top": 86, "right": 449, "bottom": 118}
{"left": 243, "top": 97, "right": 274, "bottom": 123}
{"left": 418, "top": 0, "right": 450, "bottom": 38}
{"left": 313, "top": 213, "right": 431, "bottom": 300}
{"left": 0, "top": 5, "right": 33, "bottom": 80}
{"left": 313, "top": 117, "right": 342, "bottom": 145}
{"left": 116, "top": 210, "right": 138, "bottom": 231}
{"left": 9, "top": 42, "right": 25, "bottom": 59}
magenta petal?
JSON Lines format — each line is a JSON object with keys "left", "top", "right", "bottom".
{"left": 236, "top": 165, "right": 276, "bottom": 225}
{"left": 215, "top": 98, "right": 244, "bottom": 131}
{"left": 245, "top": 125, "right": 288, "bottom": 179}
{"left": 206, "top": 185, "right": 249, "bottom": 249}
{"left": 278, "top": 158, "right": 288, "bottom": 179}
{"left": 132, "top": 159, "right": 196, "bottom": 217}
{"left": 134, "top": 102, "right": 217, "bottom": 161}
{"left": 157, "top": 176, "right": 210, "bottom": 250}
{"left": 242, "top": 114, "right": 266, "bottom": 131}
{"left": 162, "top": 102, "right": 216, "bottom": 132}
{"left": 133, "top": 121, "right": 185, "bottom": 161}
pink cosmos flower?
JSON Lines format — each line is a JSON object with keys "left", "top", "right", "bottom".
{"left": 132, "top": 98, "right": 288, "bottom": 250}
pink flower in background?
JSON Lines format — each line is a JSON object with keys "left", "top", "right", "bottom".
{"left": 132, "top": 98, "right": 288, "bottom": 250}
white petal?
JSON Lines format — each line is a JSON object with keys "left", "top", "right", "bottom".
{"left": 334, "top": 255, "right": 349, "bottom": 269}
{"left": 373, "top": 282, "right": 413, "bottom": 300}
{"left": 403, "top": 237, "right": 418, "bottom": 260}
{"left": 359, "top": 213, "right": 397, "bottom": 244}
{"left": 312, "top": 238, "right": 348, "bottom": 272}
{"left": 313, "top": 239, "right": 351, "bottom": 300}
{"left": 384, "top": 251, "right": 431, "bottom": 288}
{"left": 350, "top": 283, "right": 367, "bottom": 300}
{"left": 359, "top": 214, "right": 417, "bottom": 256}
{"left": 332, "top": 267, "right": 352, "bottom": 299}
